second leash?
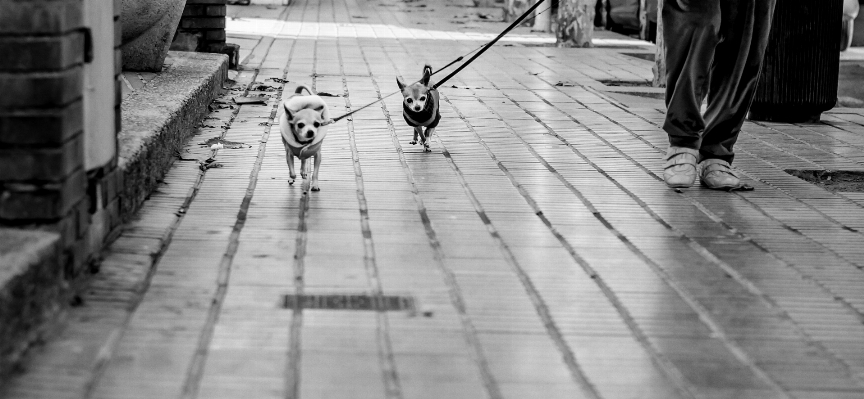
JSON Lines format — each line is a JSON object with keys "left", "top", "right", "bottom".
{"left": 324, "top": 0, "right": 549, "bottom": 125}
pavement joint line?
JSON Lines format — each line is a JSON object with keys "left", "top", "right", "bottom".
{"left": 739, "top": 121, "right": 864, "bottom": 176}
{"left": 375, "top": 23, "right": 607, "bottom": 398}
{"left": 180, "top": 20, "right": 295, "bottom": 399}
{"left": 286, "top": 12, "right": 314, "bottom": 395}
{"left": 285, "top": 5, "right": 319, "bottom": 396}
{"left": 762, "top": 118, "right": 864, "bottom": 153}
{"left": 502, "top": 59, "right": 864, "bottom": 387}
{"left": 827, "top": 112, "right": 864, "bottom": 131}
{"left": 431, "top": 112, "right": 605, "bottom": 399}
{"left": 359, "top": 34, "right": 505, "bottom": 399}
{"left": 449, "top": 87, "right": 700, "bottom": 398}
{"left": 79, "top": 68, "right": 262, "bottom": 399}
{"left": 336, "top": 32, "right": 404, "bottom": 399}
{"left": 439, "top": 91, "right": 698, "bottom": 399}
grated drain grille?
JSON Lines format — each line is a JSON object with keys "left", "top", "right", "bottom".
{"left": 282, "top": 294, "right": 416, "bottom": 312}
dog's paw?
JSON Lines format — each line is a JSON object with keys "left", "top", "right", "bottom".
{"left": 311, "top": 186, "right": 320, "bottom": 192}
{"left": 300, "top": 172, "right": 308, "bottom": 179}
{"left": 424, "top": 144, "right": 431, "bottom": 152}
{"left": 409, "top": 140, "right": 417, "bottom": 145}
{"left": 288, "top": 178, "right": 295, "bottom": 185}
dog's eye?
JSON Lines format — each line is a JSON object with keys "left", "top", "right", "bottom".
{"left": 313, "top": 122, "right": 320, "bottom": 128}
{"left": 297, "top": 123, "right": 305, "bottom": 129}
{"left": 406, "top": 98, "right": 413, "bottom": 104}
{"left": 419, "top": 96, "right": 426, "bottom": 101}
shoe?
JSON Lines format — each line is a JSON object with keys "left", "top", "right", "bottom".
{"left": 699, "top": 159, "right": 742, "bottom": 190}
{"left": 663, "top": 146, "right": 698, "bottom": 188}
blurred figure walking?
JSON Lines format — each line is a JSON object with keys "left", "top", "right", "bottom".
{"left": 661, "top": 0, "right": 776, "bottom": 190}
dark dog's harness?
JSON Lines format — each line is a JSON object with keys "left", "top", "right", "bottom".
{"left": 402, "top": 89, "right": 441, "bottom": 129}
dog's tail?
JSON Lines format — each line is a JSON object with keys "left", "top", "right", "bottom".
{"left": 295, "top": 85, "right": 313, "bottom": 95}
{"left": 423, "top": 64, "right": 432, "bottom": 77}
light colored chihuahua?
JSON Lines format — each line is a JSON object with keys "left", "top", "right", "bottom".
{"left": 397, "top": 64, "right": 440, "bottom": 152}
{"left": 280, "top": 85, "right": 330, "bottom": 191}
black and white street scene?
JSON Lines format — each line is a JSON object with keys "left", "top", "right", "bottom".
{"left": 3, "top": 0, "right": 864, "bottom": 398}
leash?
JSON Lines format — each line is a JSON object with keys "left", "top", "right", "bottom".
{"left": 323, "top": 0, "right": 550, "bottom": 125}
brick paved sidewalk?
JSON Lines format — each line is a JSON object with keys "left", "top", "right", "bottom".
{"left": 4, "top": 0, "right": 864, "bottom": 398}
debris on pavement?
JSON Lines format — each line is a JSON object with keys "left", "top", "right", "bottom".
{"left": 316, "top": 92, "right": 341, "bottom": 97}
{"left": 200, "top": 137, "right": 250, "bottom": 149}
{"left": 199, "top": 157, "right": 223, "bottom": 171}
{"left": 234, "top": 96, "right": 269, "bottom": 104}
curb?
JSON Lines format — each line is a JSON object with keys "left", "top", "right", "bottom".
{"left": 118, "top": 51, "right": 229, "bottom": 222}
{"left": 0, "top": 51, "right": 228, "bottom": 380}
{"left": 0, "top": 229, "right": 63, "bottom": 378}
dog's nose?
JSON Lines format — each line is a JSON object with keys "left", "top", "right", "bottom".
{"left": 306, "top": 130, "right": 315, "bottom": 138}
{"left": 414, "top": 105, "right": 421, "bottom": 111}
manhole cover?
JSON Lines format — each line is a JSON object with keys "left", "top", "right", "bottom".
{"left": 785, "top": 169, "right": 864, "bottom": 192}
{"left": 598, "top": 79, "right": 652, "bottom": 87}
{"left": 282, "top": 294, "right": 415, "bottom": 312}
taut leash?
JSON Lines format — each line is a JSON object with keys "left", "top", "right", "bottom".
{"left": 323, "top": 0, "right": 549, "bottom": 125}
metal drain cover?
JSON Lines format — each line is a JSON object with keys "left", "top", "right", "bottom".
{"left": 282, "top": 294, "right": 415, "bottom": 312}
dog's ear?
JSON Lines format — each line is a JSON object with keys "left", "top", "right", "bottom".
{"left": 421, "top": 64, "right": 432, "bottom": 86}
{"left": 396, "top": 76, "right": 406, "bottom": 91}
{"left": 314, "top": 104, "right": 325, "bottom": 113}
{"left": 283, "top": 103, "right": 294, "bottom": 120}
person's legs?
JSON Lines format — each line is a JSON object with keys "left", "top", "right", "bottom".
{"left": 700, "top": 0, "right": 776, "bottom": 163}
{"left": 661, "top": 0, "right": 721, "bottom": 187}
{"left": 662, "top": 0, "right": 721, "bottom": 150}
{"left": 697, "top": 0, "right": 776, "bottom": 189}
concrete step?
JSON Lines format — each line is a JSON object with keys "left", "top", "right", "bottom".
{"left": 0, "top": 228, "right": 63, "bottom": 378}
{"left": 117, "top": 51, "right": 229, "bottom": 222}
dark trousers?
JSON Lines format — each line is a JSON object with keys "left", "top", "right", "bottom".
{"left": 662, "top": 0, "right": 776, "bottom": 163}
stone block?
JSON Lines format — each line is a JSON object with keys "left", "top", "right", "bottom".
{"left": 0, "top": 134, "right": 84, "bottom": 182}
{"left": 182, "top": 4, "right": 208, "bottom": 16}
{"left": 180, "top": 17, "right": 226, "bottom": 30}
{"left": 0, "top": 0, "right": 83, "bottom": 35}
{"left": 0, "top": 169, "right": 86, "bottom": 220}
{"left": 0, "top": 100, "right": 83, "bottom": 145}
{"left": 204, "top": 30, "right": 226, "bottom": 42}
{"left": 0, "top": 68, "right": 83, "bottom": 108}
{"left": 0, "top": 33, "right": 85, "bottom": 72}
{"left": 206, "top": 5, "right": 226, "bottom": 16}
{"left": 207, "top": 42, "right": 239, "bottom": 69}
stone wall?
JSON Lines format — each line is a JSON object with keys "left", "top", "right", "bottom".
{"left": 0, "top": 0, "right": 123, "bottom": 277}
{"left": 175, "top": 0, "right": 239, "bottom": 68}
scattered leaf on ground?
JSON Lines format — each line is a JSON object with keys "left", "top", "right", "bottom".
{"left": 268, "top": 77, "right": 289, "bottom": 84}
{"left": 317, "top": 92, "right": 341, "bottom": 97}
